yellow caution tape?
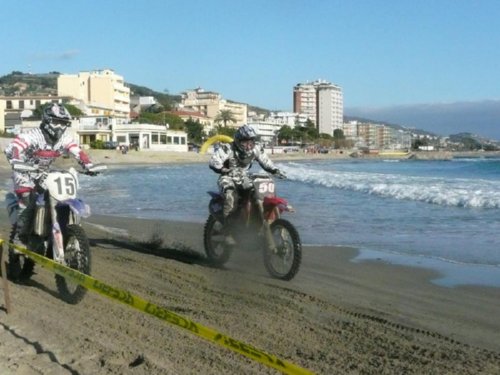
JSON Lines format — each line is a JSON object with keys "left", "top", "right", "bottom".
{"left": 4, "top": 240, "right": 315, "bottom": 375}
{"left": 199, "top": 134, "right": 233, "bottom": 154}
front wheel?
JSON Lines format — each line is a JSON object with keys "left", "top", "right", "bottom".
{"left": 203, "top": 215, "right": 233, "bottom": 266}
{"left": 263, "top": 219, "right": 302, "bottom": 281}
{"left": 55, "top": 224, "right": 91, "bottom": 304}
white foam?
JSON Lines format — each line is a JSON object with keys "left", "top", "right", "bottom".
{"left": 283, "top": 165, "right": 500, "bottom": 209}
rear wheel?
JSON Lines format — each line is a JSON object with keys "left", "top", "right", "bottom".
{"left": 55, "top": 225, "right": 90, "bottom": 304}
{"left": 263, "top": 219, "right": 302, "bottom": 281}
{"left": 203, "top": 215, "right": 233, "bottom": 266}
{"left": 6, "top": 224, "right": 35, "bottom": 282}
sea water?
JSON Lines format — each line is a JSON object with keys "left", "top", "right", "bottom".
{"left": 77, "top": 156, "right": 500, "bottom": 287}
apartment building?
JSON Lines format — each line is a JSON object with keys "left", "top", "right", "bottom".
{"left": 0, "top": 95, "right": 68, "bottom": 133}
{"left": 58, "top": 69, "right": 130, "bottom": 120}
{"left": 342, "top": 121, "right": 411, "bottom": 150}
{"left": 247, "top": 111, "right": 304, "bottom": 145}
{"left": 293, "top": 79, "right": 343, "bottom": 136}
{"left": 170, "top": 109, "right": 213, "bottom": 132}
{"left": 293, "top": 82, "right": 316, "bottom": 123}
{"left": 180, "top": 87, "right": 247, "bottom": 129}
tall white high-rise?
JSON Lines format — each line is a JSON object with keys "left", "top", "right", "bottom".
{"left": 293, "top": 79, "right": 343, "bottom": 136}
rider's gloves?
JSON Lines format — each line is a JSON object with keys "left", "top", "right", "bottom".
{"left": 273, "top": 169, "right": 287, "bottom": 179}
{"left": 83, "top": 163, "right": 98, "bottom": 176}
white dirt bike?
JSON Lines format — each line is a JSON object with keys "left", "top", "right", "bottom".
{"left": 5, "top": 162, "right": 106, "bottom": 304}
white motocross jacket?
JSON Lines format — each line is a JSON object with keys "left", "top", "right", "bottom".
{"left": 4, "top": 128, "right": 92, "bottom": 192}
{"left": 209, "top": 142, "right": 277, "bottom": 174}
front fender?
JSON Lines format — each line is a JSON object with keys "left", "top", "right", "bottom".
{"left": 263, "top": 196, "right": 294, "bottom": 213}
{"left": 59, "top": 198, "right": 91, "bottom": 218}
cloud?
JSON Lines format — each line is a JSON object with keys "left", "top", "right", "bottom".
{"left": 30, "top": 49, "right": 80, "bottom": 61}
{"left": 346, "top": 100, "right": 500, "bottom": 140}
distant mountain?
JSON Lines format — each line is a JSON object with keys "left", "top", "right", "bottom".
{"left": 0, "top": 72, "right": 270, "bottom": 116}
{"left": 346, "top": 100, "right": 500, "bottom": 141}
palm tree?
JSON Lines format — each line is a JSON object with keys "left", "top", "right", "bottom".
{"left": 214, "top": 109, "right": 237, "bottom": 127}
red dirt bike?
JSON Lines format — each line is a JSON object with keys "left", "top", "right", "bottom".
{"left": 203, "top": 171, "right": 302, "bottom": 280}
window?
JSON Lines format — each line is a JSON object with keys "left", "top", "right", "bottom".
{"left": 117, "top": 136, "right": 126, "bottom": 143}
{"left": 152, "top": 133, "right": 159, "bottom": 144}
{"left": 6, "top": 101, "right": 12, "bottom": 109}
{"left": 19, "top": 101, "right": 25, "bottom": 109}
{"left": 160, "top": 134, "right": 167, "bottom": 144}
{"left": 167, "top": 136, "right": 172, "bottom": 144}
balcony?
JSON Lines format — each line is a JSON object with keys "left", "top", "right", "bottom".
{"left": 78, "top": 123, "right": 112, "bottom": 132}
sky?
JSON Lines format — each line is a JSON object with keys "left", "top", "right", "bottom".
{"left": 2, "top": 0, "right": 500, "bottom": 138}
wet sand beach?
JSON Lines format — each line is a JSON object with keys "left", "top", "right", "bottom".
{"left": 1, "top": 150, "right": 499, "bottom": 374}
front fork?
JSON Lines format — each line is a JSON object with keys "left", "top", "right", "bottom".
{"left": 256, "top": 200, "right": 278, "bottom": 252}
{"left": 49, "top": 198, "right": 65, "bottom": 264}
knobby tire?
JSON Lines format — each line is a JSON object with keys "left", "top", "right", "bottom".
{"left": 264, "top": 218, "right": 302, "bottom": 281}
{"left": 203, "top": 215, "right": 232, "bottom": 266}
{"left": 55, "top": 224, "right": 91, "bottom": 304}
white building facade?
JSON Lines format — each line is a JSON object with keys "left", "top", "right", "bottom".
{"left": 247, "top": 111, "right": 301, "bottom": 145}
{"left": 0, "top": 95, "right": 68, "bottom": 133}
{"left": 58, "top": 69, "right": 130, "bottom": 121}
{"left": 180, "top": 87, "right": 247, "bottom": 129}
{"left": 293, "top": 79, "right": 343, "bottom": 136}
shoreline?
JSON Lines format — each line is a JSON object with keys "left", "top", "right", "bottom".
{"left": 90, "top": 212, "right": 500, "bottom": 290}
{"left": 2, "top": 145, "right": 499, "bottom": 170}
{"left": 79, "top": 148, "right": 500, "bottom": 166}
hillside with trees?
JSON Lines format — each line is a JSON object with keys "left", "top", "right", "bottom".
{"left": 2, "top": 71, "right": 498, "bottom": 150}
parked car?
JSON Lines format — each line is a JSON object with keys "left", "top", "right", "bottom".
{"left": 103, "top": 141, "right": 119, "bottom": 149}
{"left": 188, "top": 142, "right": 201, "bottom": 152}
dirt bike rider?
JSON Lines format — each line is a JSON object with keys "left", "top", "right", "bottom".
{"left": 209, "top": 124, "right": 286, "bottom": 245}
{"left": 4, "top": 103, "right": 95, "bottom": 243}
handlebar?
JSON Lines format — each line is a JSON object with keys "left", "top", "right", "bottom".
{"left": 81, "top": 164, "right": 107, "bottom": 176}
{"left": 12, "top": 162, "right": 107, "bottom": 176}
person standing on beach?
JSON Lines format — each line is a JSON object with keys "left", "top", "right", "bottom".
{"left": 4, "top": 103, "right": 95, "bottom": 242}
{"left": 209, "top": 124, "right": 285, "bottom": 245}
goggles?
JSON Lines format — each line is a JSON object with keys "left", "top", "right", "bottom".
{"left": 51, "top": 119, "right": 71, "bottom": 127}
{"left": 240, "top": 139, "right": 255, "bottom": 150}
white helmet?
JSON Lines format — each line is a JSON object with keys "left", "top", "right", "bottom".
{"left": 40, "top": 103, "right": 72, "bottom": 143}
{"left": 234, "top": 125, "right": 257, "bottom": 158}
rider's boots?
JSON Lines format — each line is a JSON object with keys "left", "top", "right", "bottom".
{"left": 223, "top": 214, "right": 236, "bottom": 246}
{"left": 222, "top": 190, "right": 237, "bottom": 246}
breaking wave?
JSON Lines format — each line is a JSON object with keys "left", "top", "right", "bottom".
{"left": 283, "top": 165, "right": 500, "bottom": 209}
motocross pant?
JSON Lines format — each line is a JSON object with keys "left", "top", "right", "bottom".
{"left": 12, "top": 172, "right": 36, "bottom": 237}
{"left": 218, "top": 175, "right": 240, "bottom": 221}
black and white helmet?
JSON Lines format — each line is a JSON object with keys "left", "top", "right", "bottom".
{"left": 40, "top": 103, "right": 72, "bottom": 143}
{"left": 234, "top": 125, "right": 257, "bottom": 158}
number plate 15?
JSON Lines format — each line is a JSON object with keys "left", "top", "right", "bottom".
{"left": 46, "top": 172, "right": 78, "bottom": 200}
